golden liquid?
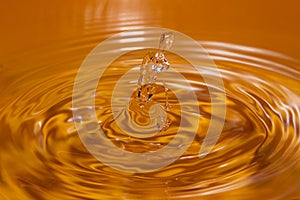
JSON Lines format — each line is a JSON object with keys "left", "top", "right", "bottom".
{"left": 1, "top": 1, "right": 300, "bottom": 200}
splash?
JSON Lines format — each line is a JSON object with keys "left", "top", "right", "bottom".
{"left": 137, "top": 32, "right": 174, "bottom": 104}
{"left": 132, "top": 32, "right": 175, "bottom": 131}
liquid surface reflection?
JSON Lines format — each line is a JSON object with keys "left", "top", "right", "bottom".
{"left": 1, "top": 1, "right": 300, "bottom": 200}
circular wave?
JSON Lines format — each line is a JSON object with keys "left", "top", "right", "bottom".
{"left": 0, "top": 39, "right": 299, "bottom": 199}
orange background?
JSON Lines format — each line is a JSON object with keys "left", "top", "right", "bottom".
{"left": 1, "top": 0, "right": 300, "bottom": 61}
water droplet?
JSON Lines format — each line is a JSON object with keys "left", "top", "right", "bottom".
{"left": 159, "top": 32, "right": 175, "bottom": 51}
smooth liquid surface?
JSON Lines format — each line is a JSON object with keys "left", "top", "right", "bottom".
{"left": 1, "top": 1, "right": 300, "bottom": 200}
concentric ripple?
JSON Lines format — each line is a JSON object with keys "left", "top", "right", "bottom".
{"left": 0, "top": 38, "right": 300, "bottom": 200}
